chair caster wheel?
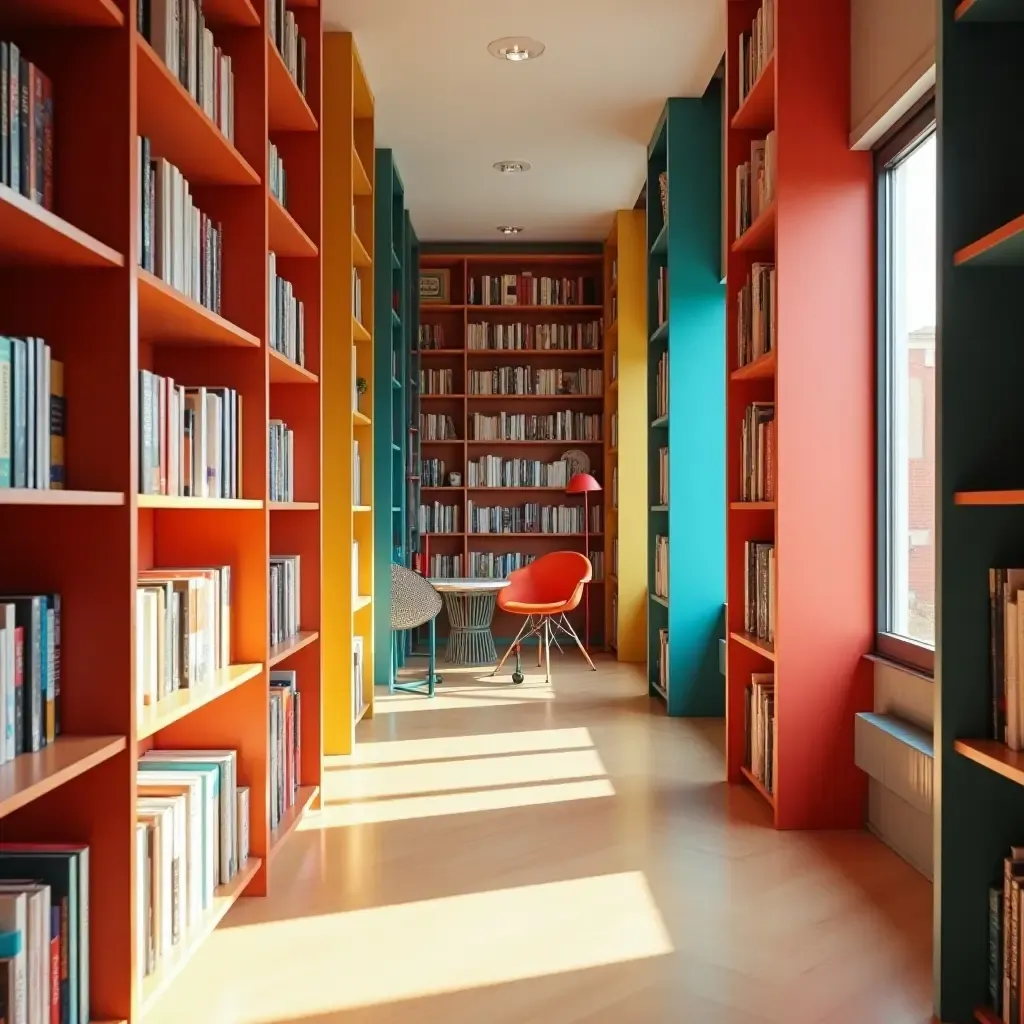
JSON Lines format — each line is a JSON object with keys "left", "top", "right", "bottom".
{"left": 434, "top": 675, "right": 443, "bottom": 685}
{"left": 512, "top": 671, "right": 524, "bottom": 685}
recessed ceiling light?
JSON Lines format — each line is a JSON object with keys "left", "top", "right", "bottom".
{"left": 497, "top": 226, "right": 524, "bottom": 235}
{"left": 487, "top": 37, "right": 545, "bottom": 62}
{"left": 493, "top": 160, "right": 531, "bottom": 174}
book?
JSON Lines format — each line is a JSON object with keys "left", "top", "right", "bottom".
{"left": 0, "top": 45, "right": 53, "bottom": 210}
{"left": 268, "top": 0, "right": 308, "bottom": 96}
{"left": 269, "top": 556, "right": 300, "bottom": 647}
{"left": 268, "top": 421, "right": 295, "bottom": 503}
{"left": 268, "top": 253, "right": 305, "bottom": 367}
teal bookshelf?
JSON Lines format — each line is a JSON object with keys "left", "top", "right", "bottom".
{"left": 645, "top": 89, "right": 726, "bottom": 716}
{"left": 935, "top": 2, "right": 1024, "bottom": 1020}
{"left": 373, "top": 149, "right": 416, "bottom": 684}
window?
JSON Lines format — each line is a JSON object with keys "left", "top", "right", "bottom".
{"left": 876, "top": 101, "right": 936, "bottom": 674}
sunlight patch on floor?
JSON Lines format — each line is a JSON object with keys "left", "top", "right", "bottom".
{"left": 374, "top": 680, "right": 557, "bottom": 713}
{"left": 227, "top": 871, "right": 674, "bottom": 1021}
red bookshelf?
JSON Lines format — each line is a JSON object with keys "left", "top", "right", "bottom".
{"left": 724, "top": 0, "right": 873, "bottom": 827}
{"left": 418, "top": 253, "right": 607, "bottom": 641}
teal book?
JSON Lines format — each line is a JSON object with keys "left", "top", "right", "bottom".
{"left": 0, "top": 337, "right": 10, "bottom": 488}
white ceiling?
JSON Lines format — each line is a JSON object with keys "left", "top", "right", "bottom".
{"left": 323, "top": 0, "right": 725, "bottom": 242}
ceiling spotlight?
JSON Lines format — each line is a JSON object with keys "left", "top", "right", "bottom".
{"left": 493, "top": 160, "right": 531, "bottom": 174}
{"left": 487, "top": 37, "right": 545, "bottom": 62}
{"left": 497, "top": 226, "right": 524, "bottom": 235}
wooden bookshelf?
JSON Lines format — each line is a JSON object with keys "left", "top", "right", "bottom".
{"left": 724, "top": 0, "right": 873, "bottom": 827}
{"left": 935, "top": 1, "right": 1024, "bottom": 1018}
{"left": 0, "top": 0, "right": 325, "bottom": 1017}
{"left": 324, "top": 34, "right": 375, "bottom": 754}
{"left": 603, "top": 212, "right": 647, "bottom": 661}
{"left": 373, "top": 151, "right": 416, "bottom": 683}
{"left": 645, "top": 95, "right": 726, "bottom": 716}
{"left": 417, "top": 251, "right": 606, "bottom": 643}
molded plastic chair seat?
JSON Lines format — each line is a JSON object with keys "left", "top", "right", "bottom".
{"left": 501, "top": 598, "right": 569, "bottom": 616}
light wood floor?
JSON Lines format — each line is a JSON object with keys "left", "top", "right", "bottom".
{"left": 146, "top": 654, "right": 933, "bottom": 1024}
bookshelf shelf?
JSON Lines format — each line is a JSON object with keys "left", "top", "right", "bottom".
{"left": 135, "top": 36, "right": 259, "bottom": 186}
{"left": 0, "top": 489, "right": 125, "bottom": 506}
{"left": 269, "top": 785, "right": 319, "bottom": 859}
{"left": 974, "top": 1008, "right": 1003, "bottom": 1024}
{"left": 469, "top": 304, "right": 604, "bottom": 313}
{"left": 730, "top": 501, "right": 775, "bottom": 510}
{"left": 137, "top": 269, "right": 261, "bottom": 348}
{"left": 466, "top": 439, "right": 604, "bottom": 447}
{"left": 730, "top": 349, "right": 776, "bottom": 380}
{"left": 267, "top": 40, "right": 317, "bottom": 132}
{"left": 202, "top": 0, "right": 261, "bottom": 27}
{"left": 268, "top": 195, "right": 318, "bottom": 258}
{"left": 268, "top": 631, "right": 320, "bottom": 668}
{"left": 137, "top": 664, "right": 264, "bottom": 740}
{"left": 649, "top": 321, "right": 669, "bottom": 345}
{"left": 4, "top": 0, "right": 124, "bottom": 26}
{"left": 353, "top": 152, "right": 372, "bottom": 195}
{"left": 354, "top": 594, "right": 372, "bottom": 611}
{"left": 651, "top": 594, "right": 669, "bottom": 609}
{"left": 953, "top": 489, "right": 1024, "bottom": 505}
{"left": 650, "top": 223, "right": 668, "bottom": 255}
{"left": 731, "top": 53, "right": 775, "bottom": 131}
{"left": 0, "top": 737, "right": 126, "bottom": 820}
{"left": 955, "top": 0, "right": 1024, "bottom": 19}
{"left": 732, "top": 199, "right": 777, "bottom": 253}
{"left": 954, "top": 212, "right": 1024, "bottom": 265}
{"left": 353, "top": 231, "right": 372, "bottom": 268}
{"left": 740, "top": 765, "right": 776, "bottom": 808}
{"left": 137, "top": 495, "right": 263, "bottom": 510}
{"left": 139, "top": 857, "right": 262, "bottom": 1016}
{"left": 353, "top": 318, "right": 371, "bottom": 343}
{"left": 953, "top": 740, "right": 1024, "bottom": 787}
{"left": 0, "top": 183, "right": 124, "bottom": 268}
{"left": 353, "top": 505, "right": 372, "bottom": 513}
{"left": 269, "top": 348, "right": 319, "bottom": 384}
{"left": 353, "top": 410, "right": 371, "bottom": 426}
{"left": 730, "top": 631, "right": 775, "bottom": 661}
{"left": 269, "top": 501, "right": 320, "bottom": 511}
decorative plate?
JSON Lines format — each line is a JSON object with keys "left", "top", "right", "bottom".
{"left": 562, "top": 449, "right": 591, "bottom": 479}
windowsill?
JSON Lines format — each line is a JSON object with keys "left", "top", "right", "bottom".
{"left": 864, "top": 651, "right": 934, "bottom": 684}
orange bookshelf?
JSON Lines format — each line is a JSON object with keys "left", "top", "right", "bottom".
{"left": 724, "top": 0, "right": 873, "bottom": 828}
{"left": 417, "top": 251, "right": 607, "bottom": 642}
{"left": 0, "top": 0, "right": 324, "bottom": 1017}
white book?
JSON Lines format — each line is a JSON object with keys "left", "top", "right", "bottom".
{"left": 138, "top": 795, "right": 187, "bottom": 945}
{"left": 136, "top": 803, "right": 174, "bottom": 955}
{"left": 184, "top": 388, "right": 208, "bottom": 497}
{"left": 0, "top": 884, "right": 48, "bottom": 1024}
{"left": 0, "top": 890, "right": 27, "bottom": 1024}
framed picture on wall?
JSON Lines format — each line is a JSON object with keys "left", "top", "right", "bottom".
{"left": 419, "top": 268, "right": 450, "bottom": 304}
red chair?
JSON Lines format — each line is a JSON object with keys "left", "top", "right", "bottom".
{"left": 491, "top": 551, "right": 597, "bottom": 684}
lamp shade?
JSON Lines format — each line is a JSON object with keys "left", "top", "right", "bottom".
{"left": 566, "top": 472, "right": 602, "bottom": 494}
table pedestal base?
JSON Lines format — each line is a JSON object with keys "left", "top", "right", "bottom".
{"left": 443, "top": 591, "right": 499, "bottom": 665}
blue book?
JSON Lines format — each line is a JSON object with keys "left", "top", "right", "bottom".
{"left": 10, "top": 338, "right": 25, "bottom": 489}
{"left": 0, "top": 337, "right": 9, "bottom": 488}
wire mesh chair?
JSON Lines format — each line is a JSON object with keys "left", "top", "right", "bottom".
{"left": 390, "top": 563, "right": 443, "bottom": 696}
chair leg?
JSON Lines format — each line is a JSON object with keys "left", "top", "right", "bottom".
{"left": 543, "top": 617, "right": 552, "bottom": 683}
{"left": 389, "top": 632, "right": 396, "bottom": 694}
{"left": 537, "top": 618, "right": 543, "bottom": 667}
{"left": 492, "top": 616, "right": 532, "bottom": 676}
{"left": 560, "top": 614, "right": 598, "bottom": 671}
{"left": 427, "top": 616, "right": 436, "bottom": 697}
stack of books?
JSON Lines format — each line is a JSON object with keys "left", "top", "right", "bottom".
{"left": 269, "top": 555, "right": 301, "bottom": 647}
{"left": 466, "top": 321, "right": 602, "bottom": 351}
{"left": 0, "top": 337, "right": 62, "bottom": 490}
{"left": 466, "top": 457, "right": 570, "bottom": 489}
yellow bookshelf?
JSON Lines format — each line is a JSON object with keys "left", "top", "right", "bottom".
{"left": 323, "top": 33, "right": 375, "bottom": 754}
{"left": 604, "top": 210, "right": 647, "bottom": 661}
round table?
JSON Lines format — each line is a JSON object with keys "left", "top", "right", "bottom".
{"left": 428, "top": 578, "right": 511, "bottom": 666}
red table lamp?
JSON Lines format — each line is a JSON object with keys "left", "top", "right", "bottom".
{"left": 566, "top": 472, "right": 602, "bottom": 651}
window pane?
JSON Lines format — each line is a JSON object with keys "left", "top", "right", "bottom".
{"left": 886, "top": 132, "right": 936, "bottom": 647}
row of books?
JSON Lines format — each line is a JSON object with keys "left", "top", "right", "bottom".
{"left": 269, "top": 555, "right": 300, "bottom": 648}
{"left": 654, "top": 351, "right": 669, "bottom": 420}
{"left": 654, "top": 535, "right": 669, "bottom": 600}
{"left": 138, "top": 373, "right": 243, "bottom": 499}
{"left": 353, "top": 636, "right": 365, "bottom": 720}
{"left": 138, "top": 143, "right": 223, "bottom": 314}
{"left": 0, "top": 44, "right": 54, "bottom": 209}
{"left": 737, "top": 262, "right": 776, "bottom": 369}
{"left": 268, "top": 142, "right": 287, "bottom": 206}
{"left": 428, "top": 554, "right": 463, "bottom": 579}
{"left": 737, "top": 0, "right": 775, "bottom": 105}
{"left": 139, "top": 0, "right": 235, "bottom": 141}
{"left": 269, "top": 671, "right": 302, "bottom": 834}
{"left": 136, "top": 749, "right": 250, "bottom": 993}
{"left": 467, "top": 552, "right": 537, "bottom": 578}
{"left": 745, "top": 674, "right": 776, "bottom": 792}
{"left": 468, "top": 275, "right": 599, "bottom": 307}
{"left": 610, "top": 465, "right": 618, "bottom": 511}
{"left": 269, "top": 0, "right": 308, "bottom": 97}
{"left": 0, "top": 842, "right": 89, "bottom": 1024}
{"left": 421, "top": 459, "right": 447, "bottom": 488}
{"left": 740, "top": 401, "right": 775, "bottom": 502}
{"left": 468, "top": 368, "right": 603, "bottom": 397}
{"left": 655, "top": 266, "right": 668, "bottom": 329}
{"left": 655, "top": 628, "right": 669, "bottom": 698}
{"left": 589, "top": 550, "right": 605, "bottom": 581}
{"left": 268, "top": 420, "right": 295, "bottom": 504}
{"left": 469, "top": 412, "right": 602, "bottom": 443}
{"left": 352, "top": 269, "right": 364, "bottom": 326}
{"left": 465, "top": 503, "right": 601, "bottom": 535}
{"left": 418, "top": 503, "right": 461, "bottom": 534}
{"left": 744, "top": 540, "right": 775, "bottom": 643}
{"left": 465, "top": 322, "right": 603, "bottom": 352}
{"left": 611, "top": 591, "right": 618, "bottom": 647}
{"left": 136, "top": 565, "right": 230, "bottom": 708}
{"left": 736, "top": 133, "right": 777, "bottom": 238}
{"left": 657, "top": 446, "right": 668, "bottom": 506}
{"left": 418, "top": 324, "right": 445, "bottom": 350}
{"left": 0, "top": 593, "right": 60, "bottom": 760}
{"left": 988, "top": 569, "right": 1024, "bottom": 750}
{"left": 268, "top": 253, "right": 306, "bottom": 369}
{"left": 420, "top": 369, "right": 456, "bottom": 395}
{"left": 610, "top": 411, "right": 618, "bottom": 448}
{"left": 466, "top": 458, "right": 573, "bottom": 490}
{"left": 352, "top": 440, "right": 363, "bottom": 505}
{"left": 612, "top": 536, "right": 619, "bottom": 576}
{"left": 420, "top": 414, "right": 458, "bottom": 441}
{"left": 0, "top": 337, "right": 63, "bottom": 490}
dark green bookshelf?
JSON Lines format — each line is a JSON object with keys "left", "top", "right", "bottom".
{"left": 936, "top": 1, "right": 1024, "bottom": 1020}
{"left": 645, "top": 89, "right": 726, "bottom": 716}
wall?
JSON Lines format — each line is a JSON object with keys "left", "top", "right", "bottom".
{"left": 850, "top": 0, "right": 935, "bottom": 149}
